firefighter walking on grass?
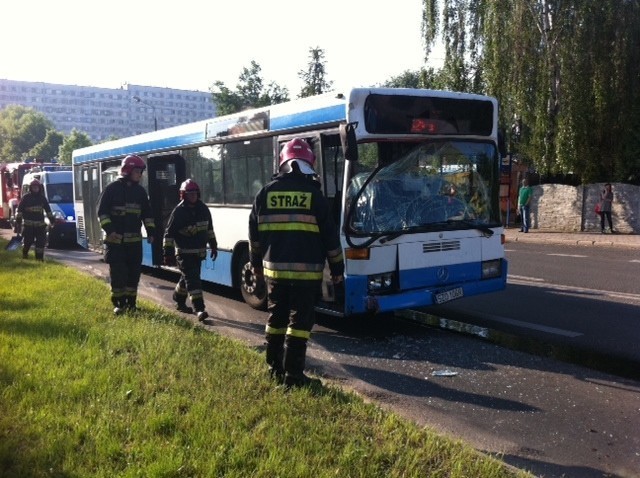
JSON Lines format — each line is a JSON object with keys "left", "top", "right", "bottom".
{"left": 15, "top": 179, "right": 55, "bottom": 261}
{"left": 249, "top": 138, "right": 344, "bottom": 389}
{"left": 97, "top": 155, "right": 156, "bottom": 315}
{"left": 163, "top": 179, "right": 218, "bottom": 322}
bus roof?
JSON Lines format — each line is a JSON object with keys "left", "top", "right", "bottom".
{"left": 72, "top": 91, "right": 348, "bottom": 164}
{"left": 72, "top": 87, "right": 498, "bottom": 165}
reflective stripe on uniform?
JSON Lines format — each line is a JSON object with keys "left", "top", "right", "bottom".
{"left": 264, "top": 259, "right": 324, "bottom": 280}
{"left": 327, "top": 247, "right": 343, "bottom": 264}
{"left": 176, "top": 247, "right": 206, "bottom": 255}
{"left": 265, "top": 325, "right": 287, "bottom": 335}
{"left": 99, "top": 214, "right": 112, "bottom": 227}
{"left": 257, "top": 213, "right": 319, "bottom": 233}
{"left": 258, "top": 223, "right": 319, "bottom": 233}
{"left": 263, "top": 261, "right": 324, "bottom": 272}
{"left": 286, "top": 327, "right": 311, "bottom": 340}
{"left": 264, "top": 269, "right": 323, "bottom": 280}
{"left": 22, "top": 219, "right": 46, "bottom": 227}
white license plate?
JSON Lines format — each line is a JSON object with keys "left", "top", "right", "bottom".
{"left": 434, "top": 287, "right": 464, "bottom": 305}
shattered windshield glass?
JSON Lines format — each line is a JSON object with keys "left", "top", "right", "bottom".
{"left": 347, "top": 141, "right": 498, "bottom": 235}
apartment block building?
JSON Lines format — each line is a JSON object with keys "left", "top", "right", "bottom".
{"left": 0, "top": 78, "right": 216, "bottom": 142}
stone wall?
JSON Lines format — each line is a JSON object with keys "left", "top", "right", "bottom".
{"left": 525, "top": 183, "right": 640, "bottom": 233}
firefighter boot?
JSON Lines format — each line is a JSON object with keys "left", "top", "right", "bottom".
{"left": 112, "top": 298, "right": 125, "bottom": 316}
{"left": 22, "top": 247, "right": 28, "bottom": 259}
{"left": 193, "top": 298, "right": 208, "bottom": 322}
{"left": 173, "top": 291, "right": 193, "bottom": 313}
{"left": 283, "top": 338, "right": 321, "bottom": 389}
{"left": 35, "top": 252, "right": 44, "bottom": 262}
{"left": 125, "top": 296, "right": 138, "bottom": 313}
{"left": 175, "top": 303, "right": 193, "bottom": 314}
{"left": 265, "top": 334, "right": 285, "bottom": 383}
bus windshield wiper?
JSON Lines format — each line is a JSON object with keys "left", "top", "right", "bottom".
{"left": 379, "top": 224, "right": 438, "bottom": 244}
{"left": 379, "top": 230, "right": 407, "bottom": 244}
{"left": 446, "top": 219, "right": 494, "bottom": 237}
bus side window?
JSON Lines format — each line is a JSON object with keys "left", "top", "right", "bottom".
{"left": 321, "top": 136, "right": 345, "bottom": 225}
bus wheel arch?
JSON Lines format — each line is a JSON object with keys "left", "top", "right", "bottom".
{"left": 233, "top": 243, "right": 267, "bottom": 310}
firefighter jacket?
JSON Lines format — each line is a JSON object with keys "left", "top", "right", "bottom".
{"left": 248, "top": 171, "right": 344, "bottom": 282}
{"left": 97, "top": 178, "right": 155, "bottom": 244}
{"left": 163, "top": 200, "right": 217, "bottom": 259}
{"left": 16, "top": 191, "right": 53, "bottom": 229}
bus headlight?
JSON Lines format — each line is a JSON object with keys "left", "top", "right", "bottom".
{"left": 481, "top": 259, "right": 502, "bottom": 279}
{"left": 368, "top": 272, "right": 396, "bottom": 292}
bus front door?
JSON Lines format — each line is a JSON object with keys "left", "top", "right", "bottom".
{"left": 146, "top": 154, "right": 186, "bottom": 266}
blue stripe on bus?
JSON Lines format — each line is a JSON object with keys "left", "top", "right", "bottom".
{"left": 74, "top": 104, "right": 346, "bottom": 164}
{"left": 74, "top": 131, "right": 207, "bottom": 164}
{"left": 399, "top": 261, "right": 482, "bottom": 289}
{"left": 343, "top": 261, "right": 507, "bottom": 315}
{"left": 270, "top": 104, "right": 346, "bottom": 131}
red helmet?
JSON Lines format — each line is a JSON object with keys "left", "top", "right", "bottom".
{"left": 29, "top": 179, "right": 42, "bottom": 191}
{"left": 179, "top": 179, "right": 200, "bottom": 200}
{"left": 279, "top": 138, "right": 315, "bottom": 170}
{"left": 120, "top": 155, "right": 146, "bottom": 177}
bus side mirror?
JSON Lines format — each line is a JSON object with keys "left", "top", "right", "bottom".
{"left": 498, "top": 128, "right": 507, "bottom": 158}
{"left": 340, "top": 122, "right": 359, "bottom": 162}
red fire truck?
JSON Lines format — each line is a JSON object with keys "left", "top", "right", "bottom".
{"left": 0, "top": 161, "right": 59, "bottom": 228}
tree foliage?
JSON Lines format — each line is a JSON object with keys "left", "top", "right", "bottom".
{"left": 29, "top": 130, "right": 64, "bottom": 162}
{"left": 210, "top": 61, "right": 290, "bottom": 115}
{"left": 384, "top": 67, "right": 448, "bottom": 89}
{"left": 58, "top": 129, "right": 93, "bottom": 165}
{"left": 0, "top": 105, "right": 56, "bottom": 163}
{"left": 422, "top": 0, "right": 640, "bottom": 183}
{"left": 298, "top": 47, "right": 333, "bottom": 98}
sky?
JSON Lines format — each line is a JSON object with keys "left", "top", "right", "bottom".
{"left": 1, "top": 0, "right": 442, "bottom": 95}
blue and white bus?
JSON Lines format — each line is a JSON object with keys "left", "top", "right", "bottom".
{"left": 72, "top": 87, "right": 507, "bottom": 317}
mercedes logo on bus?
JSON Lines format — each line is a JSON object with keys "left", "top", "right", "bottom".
{"left": 437, "top": 267, "right": 449, "bottom": 282}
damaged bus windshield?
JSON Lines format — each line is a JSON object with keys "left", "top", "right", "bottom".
{"left": 348, "top": 140, "right": 499, "bottom": 235}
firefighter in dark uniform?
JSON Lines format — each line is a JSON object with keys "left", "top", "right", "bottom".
{"left": 163, "top": 179, "right": 218, "bottom": 322}
{"left": 15, "top": 179, "right": 54, "bottom": 261}
{"left": 97, "top": 155, "right": 155, "bottom": 315}
{"left": 249, "top": 138, "right": 344, "bottom": 388}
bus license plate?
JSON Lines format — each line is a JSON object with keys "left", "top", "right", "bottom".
{"left": 434, "top": 287, "right": 464, "bottom": 305}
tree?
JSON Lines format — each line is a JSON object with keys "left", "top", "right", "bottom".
{"left": 58, "top": 129, "right": 93, "bottom": 165}
{"left": 421, "top": 0, "right": 640, "bottom": 184}
{"left": 29, "top": 130, "right": 64, "bottom": 162}
{"left": 383, "top": 67, "right": 447, "bottom": 89}
{"left": 298, "top": 47, "right": 333, "bottom": 98}
{"left": 0, "top": 105, "right": 56, "bottom": 163}
{"left": 210, "top": 61, "right": 290, "bottom": 115}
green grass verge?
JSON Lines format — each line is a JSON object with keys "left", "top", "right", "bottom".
{"left": 0, "top": 240, "right": 533, "bottom": 478}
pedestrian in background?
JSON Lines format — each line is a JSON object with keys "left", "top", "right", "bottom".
{"left": 163, "top": 179, "right": 217, "bottom": 322}
{"left": 97, "top": 155, "right": 155, "bottom": 315}
{"left": 15, "top": 179, "right": 54, "bottom": 261}
{"left": 249, "top": 138, "right": 344, "bottom": 389}
{"left": 517, "top": 177, "right": 532, "bottom": 233}
{"left": 600, "top": 183, "right": 614, "bottom": 233}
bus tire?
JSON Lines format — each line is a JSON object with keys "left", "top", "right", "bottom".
{"left": 237, "top": 248, "right": 267, "bottom": 310}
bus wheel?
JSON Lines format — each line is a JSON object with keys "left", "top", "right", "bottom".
{"left": 237, "top": 249, "right": 267, "bottom": 310}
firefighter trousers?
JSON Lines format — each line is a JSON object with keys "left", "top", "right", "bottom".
{"left": 265, "top": 280, "right": 319, "bottom": 380}
{"left": 22, "top": 225, "right": 46, "bottom": 260}
{"left": 104, "top": 242, "right": 143, "bottom": 308}
{"left": 173, "top": 254, "right": 205, "bottom": 312}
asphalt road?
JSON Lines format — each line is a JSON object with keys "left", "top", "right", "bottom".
{"left": 425, "top": 241, "right": 640, "bottom": 376}
{"left": 3, "top": 229, "right": 640, "bottom": 478}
